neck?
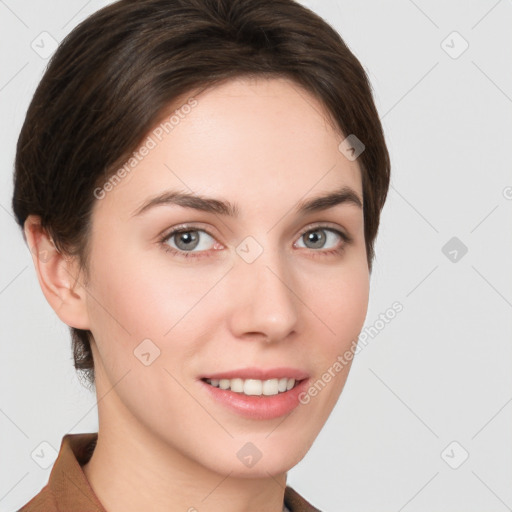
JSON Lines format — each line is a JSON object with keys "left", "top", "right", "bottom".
{"left": 82, "top": 403, "right": 288, "bottom": 512}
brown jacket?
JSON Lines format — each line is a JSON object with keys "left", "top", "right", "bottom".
{"left": 18, "top": 433, "right": 321, "bottom": 512}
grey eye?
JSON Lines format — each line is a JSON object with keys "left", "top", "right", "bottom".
{"left": 166, "top": 229, "right": 215, "bottom": 252}
{"left": 296, "top": 228, "right": 341, "bottom": 250}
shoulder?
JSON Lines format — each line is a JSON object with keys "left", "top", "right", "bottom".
{"left": 285, "top": 485, "right": 322, "bottom": 512}
{"left": 17, "top": 484, "right": 58, "bottom": 512}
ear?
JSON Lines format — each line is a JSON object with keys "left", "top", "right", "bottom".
{"left": 24, "top": 215, "right": 91, "bottom": 330}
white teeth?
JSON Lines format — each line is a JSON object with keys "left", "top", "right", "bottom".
{"left": 278, "top": 377, "right": 288, "bottom": 392}
{"left": 244, "top": 379, "right": 262, "bottom": 395}
{"left": 230, "top": 378, "right": 244, "bottom": 393}
{"left": 205, "top": 377, "right": 298, "bottom": 396}
{"left": 262, "top": 378, "right": 279, "bottom": 395}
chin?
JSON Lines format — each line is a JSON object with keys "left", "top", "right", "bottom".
{"left": 203, "top": 435, "right": 313, "bottom": 479}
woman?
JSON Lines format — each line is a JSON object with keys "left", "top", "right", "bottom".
{"left": 12, "top": 0, "right": 390, "bottom": 510}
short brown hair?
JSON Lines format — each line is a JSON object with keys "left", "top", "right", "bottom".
{"left": 12, "top": 0, "right": 390, "bottom": 388}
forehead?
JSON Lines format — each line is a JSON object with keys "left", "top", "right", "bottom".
{"left": 94, "top": 76, "right": 363, "bottom": 220}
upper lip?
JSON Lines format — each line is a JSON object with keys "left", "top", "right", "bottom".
{"left": 200, "top": 367, "right": 309, "bottom": 381}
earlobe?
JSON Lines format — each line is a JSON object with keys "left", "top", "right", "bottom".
{"left": 24, "top": 215, "right": 91, "bottom": 330}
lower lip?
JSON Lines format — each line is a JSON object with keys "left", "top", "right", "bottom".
{"left": 199, "top": 378, "right": 310, "bottom": 420}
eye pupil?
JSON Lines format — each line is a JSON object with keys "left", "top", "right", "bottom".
{"left": 304, "top": 229, "right": 326, "bottom": 249}
{"left": 176, "top": 230, "right": 199, "bottom": 250}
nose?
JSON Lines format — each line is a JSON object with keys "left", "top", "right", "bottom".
{"left": 227, "top": 243, "right": 300, "bottom": 343}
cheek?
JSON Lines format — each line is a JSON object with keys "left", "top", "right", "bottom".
{"left": 88, "top": 243, "right": 195, "bottom": 335}
{"left": 287, "top": 265, "right": 368, "bottom": 447}
{"left": 310, "top": 262, "right": 369, "bottom": 348}
{"left": 85, "top": 244, "right": 227, "bottom": 373}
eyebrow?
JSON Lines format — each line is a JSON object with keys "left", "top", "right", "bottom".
{"left": 131, "top": 185, "right": 363, "bottom": 218}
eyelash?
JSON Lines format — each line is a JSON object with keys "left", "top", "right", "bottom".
{"left": 158, "top": 224, "right": 353, "bottom": 260}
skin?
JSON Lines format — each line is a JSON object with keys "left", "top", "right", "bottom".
{"left": 24, "top": 76, "right": 369, "bottom": 512}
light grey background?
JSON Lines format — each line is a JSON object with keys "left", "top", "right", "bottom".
{"left": 1, "top": 1, "right": 511, "bottom": 511}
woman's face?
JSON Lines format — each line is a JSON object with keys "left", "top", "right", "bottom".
{"left": 84, "top": 76, "right": 369, "bottom": 476}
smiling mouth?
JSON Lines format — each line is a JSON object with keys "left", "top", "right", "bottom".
{"left": 201, "top": 377, "right": 303, "bottom": 396}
